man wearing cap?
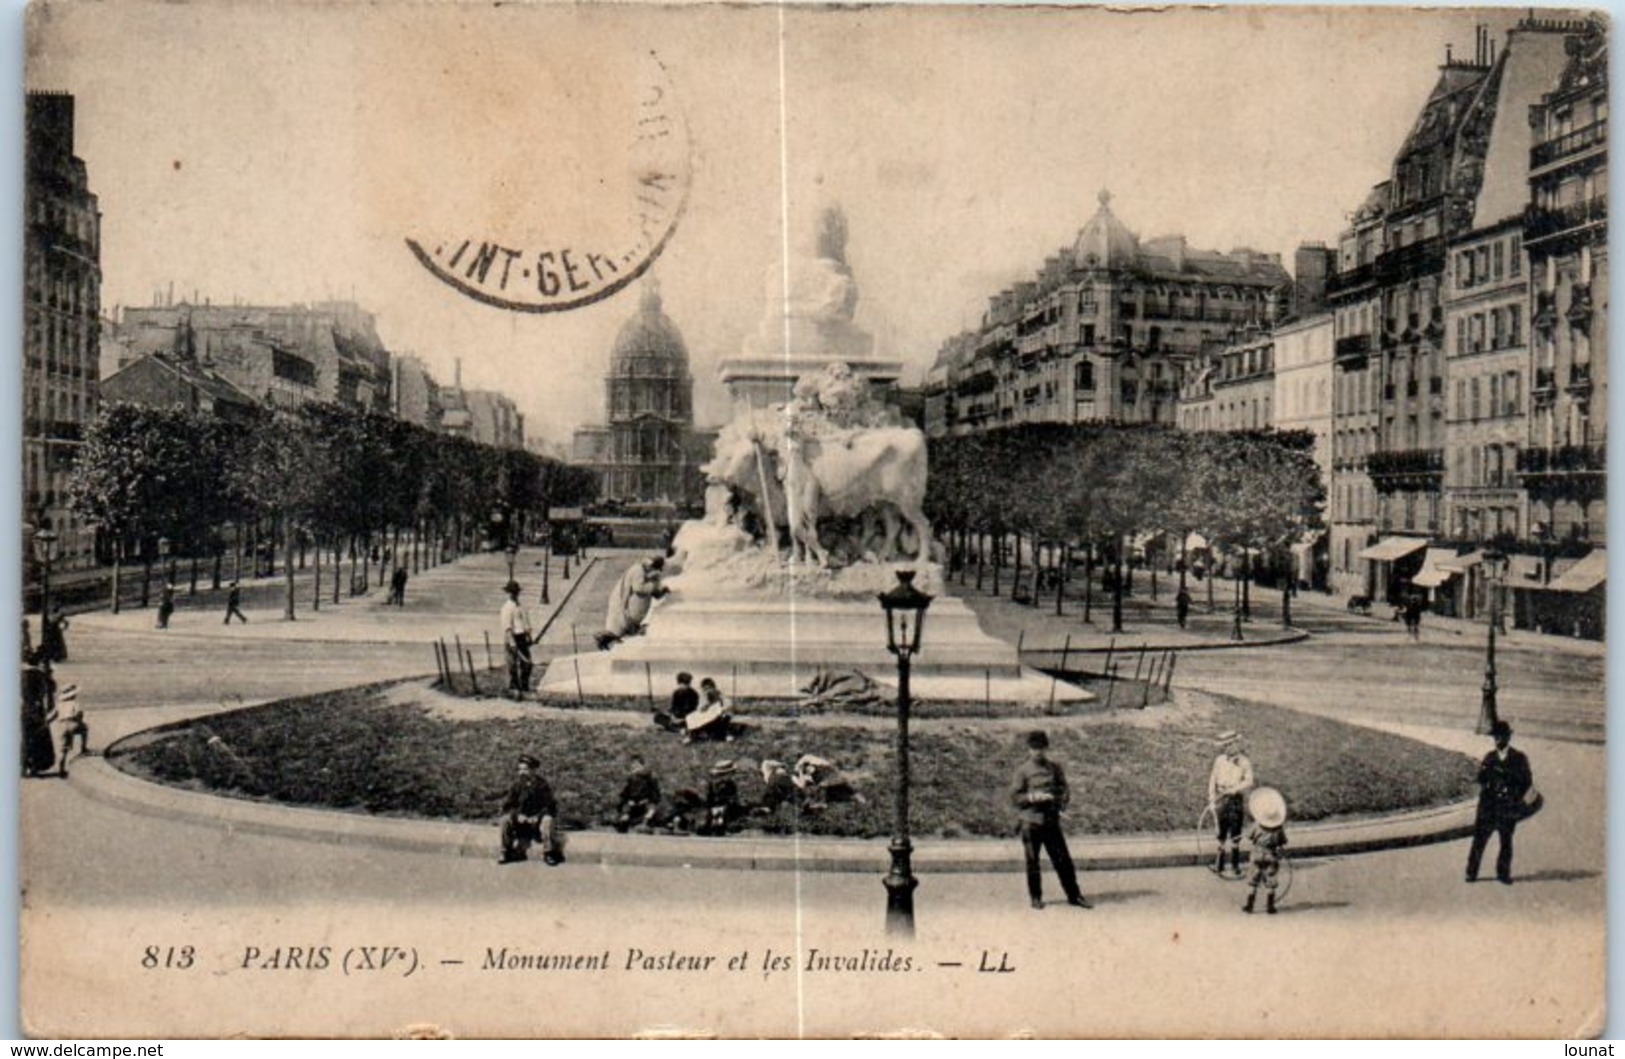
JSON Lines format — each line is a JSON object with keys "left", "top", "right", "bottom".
{"left": 50, "top": 683, "right": 88, "bottom": 778}
{"left": 1007, "top": 730, "right": 1091, "bottom": 910}
{"left": 500, "top": 581, "right": 534, "bottom": 700}
{"left": 1466, "top": 720, "right": 1533, "bottom": 885}
{"left": 499, "top": 754, "right": 562, "bottom": 865}
{"left": 1206, "top": 731, "right": 1255, "bottom": 876}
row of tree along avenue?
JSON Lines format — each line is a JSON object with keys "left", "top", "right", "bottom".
{"left": 65, "top": 402, "right": 598, "bottom": 620}
{"left": 924, "top": 424, "right": 1325, "bottom": 632}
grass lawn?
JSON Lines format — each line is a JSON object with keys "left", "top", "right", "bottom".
{"left": 112, "top": 683, "right": 1476, "bottom": 840}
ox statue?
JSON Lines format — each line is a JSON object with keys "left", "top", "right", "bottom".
{"left": 702, "top": 391, "right": 933, "bottom": 568}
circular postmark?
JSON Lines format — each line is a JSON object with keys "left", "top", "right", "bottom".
{"left": 405, "top": 49, "right": 691, "bottom": 313}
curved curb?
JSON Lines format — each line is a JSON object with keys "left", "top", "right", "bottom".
{"left": 1019, "top": 628, "right": 1312, "bottom": 661}
{"left": 73, "top": 748, "right": 1478, "bottom": 874}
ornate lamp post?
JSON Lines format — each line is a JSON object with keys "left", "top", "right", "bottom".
{"left": 505, "top": 543, "right": 519, "bottom": 584}
{"left": 1476, "top": 548, "right": 1509, "bottom": 735}
{"left": 878, "top": 569, "right": 933, "bottom": 938}
{"left": 32, "top": 527, "right": 58, "bottom": 677}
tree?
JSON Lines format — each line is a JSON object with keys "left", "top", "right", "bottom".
{"left": 68, "top": 404, "right": 220, "bottom": 613}
{"left": 225, "top": 408, "right": 324, "bottom": 620}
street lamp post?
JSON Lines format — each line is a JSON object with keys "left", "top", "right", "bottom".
{"left": 1476, "top": 549, "right": 1509, "bottom": 735}
{"left": 878, "top": 570, "right": 933, "bottom": 939}
{"left": 541, "top": 531, "right": 552, "bottom": 605}
{"left": 158, "top": 536, "right": 173, "bottom": 586}
{"left": 506, "top": 544, "right": 519, "bottom": 584}
{"left": 33, "top": 527, "right": 58, "bottom": 677}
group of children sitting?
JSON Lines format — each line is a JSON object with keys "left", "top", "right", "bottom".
{"left": 613, "top": 753, "right": 865, "bottom": 836}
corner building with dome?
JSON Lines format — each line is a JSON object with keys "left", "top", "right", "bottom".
{"left": 923, "top": 190, "right": 1290, "bottom": 437}
{"left": 572, "top": 285, "right": 698, "bottom": 504}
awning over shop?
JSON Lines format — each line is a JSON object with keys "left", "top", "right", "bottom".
{"left": 1440, "top": 550, "right": 1485, "bottom": 574}
{"left": 1536, "top": 549, "right": 1607, "bottom": 594}
{"left": 1357, "top": 536, "right": 1428, "bottom": 563}
{"left": 1184, "top": 532, "right": 1210, "bottom": 552}
{"left": 1410, "top": 548, "right": 1460, "bottom": 588}
{"left": 1509, "top": 555, "right": 1545, "bottom": 583}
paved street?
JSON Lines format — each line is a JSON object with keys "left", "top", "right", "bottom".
{"left": 18, "top": 549, "right": 1608, "bottom": 1038}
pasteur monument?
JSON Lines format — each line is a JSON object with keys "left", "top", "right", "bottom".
{"left": 540, "top": 206, "right": 1083, "bottom": 704}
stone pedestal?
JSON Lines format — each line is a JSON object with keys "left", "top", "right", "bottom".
{"left": 538, "top": 590, "right": 1089, "bottom": 704}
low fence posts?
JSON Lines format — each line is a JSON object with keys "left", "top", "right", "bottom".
{"left": 464, "top": 647, "right": 480, "bottom": 697}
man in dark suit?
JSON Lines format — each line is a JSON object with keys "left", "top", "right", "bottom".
{"left": 1008, "top": 730, "right": 1091, "bottom": 910}
{"left": 1465, "top": 719, "right": 1534, "bottom": 885}
{"left": 498, "top": 754, "right": 563, "bottom": 865}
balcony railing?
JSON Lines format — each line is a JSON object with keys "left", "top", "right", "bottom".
{"left": 1327, "top": 262, "right": 1376, "bottom": 295}
{"left": 1525, "top": 198, "right": 1608, "bottom": 242}
{"left": 1516, "top": 444, "right": 1606, "bottom": 475}
{"left": 1334, "top": 333, "right": 1372, "bottom": 360}
{"left": 1374, "top": 236, "right": 1446, "bottom": 283}
{"left": 1366, "top": 448, "right": 1445, "bottom": 478}
{"left": 1531, "top": 119, "right": 1607, "bottom": 168}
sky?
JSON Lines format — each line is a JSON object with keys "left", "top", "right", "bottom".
{"left": 24, "top": 2, "right": 1560, "bottom": 445}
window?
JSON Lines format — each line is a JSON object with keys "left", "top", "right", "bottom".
{"left": 1074, "top": 359, "right": 1095, "bottom": 392}
{"left": 1470, "top": 378, "right": 1481, "bottom": 420}
{"left": 1492, "top": 240, "right": 1504, "bottom": 280}
{"left": 1081, "top": 324, "right": 1096, "bottom": 346}
{"left": 1490, "top": 375, "right": 1502, "bottom": 417}
{"left": 1506, "top": 371, "right": 1520, "bottom": 416}
{"left": 1508, "top": 305, "right": 1522, "bottom": 345}
{"left": 1510, "top": 235, "right": 1522, "bottom": 277}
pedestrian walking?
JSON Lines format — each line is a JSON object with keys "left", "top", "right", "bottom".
{"left": 1403, "top": 593, "right": 1424, "bottom": 640}
{"left": 1175, "top": 587, "right": 1192, "bottom": 630}
{"left": 390, "top": 565, "right": 409, "bottom": 606}
{"left": 1206, "top": 730, "right": 1255, "bottom": 876}
{"left": 1465, "top": 720, "right": 1535, "bottom": 886}
{"left": 498, "top": 753, "right": 563, "bottom": 865}
{"left": 223, "top": 581, "right": 249, "bottom": 624}
{"left": 41, "top": 606, "right": 69, "bottom": 663}
{"left": 50, "top": 683, "right": 88, "bottom": 778}
{"left": 156, "top": 582, "right": 176, "bottom": 630}
{"left": 500, "top": 581, "right": 534, "bottom": 700}
{"left": 1242, "top": 787, "right": 1289, "bottom": 914}
{"left": 1008, "top": 730, "right": 1091, "bottom": 910}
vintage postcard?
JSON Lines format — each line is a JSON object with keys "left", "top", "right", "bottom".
{"left": 19, "top": 0, "right": 1607, "bottom": 1039}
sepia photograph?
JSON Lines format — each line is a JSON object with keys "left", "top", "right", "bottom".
{"left": 16, "top": 0, "right": 1609, "bottom": 1038}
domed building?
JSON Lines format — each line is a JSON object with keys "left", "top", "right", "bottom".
{"left": 572, "top": 284, "right": 696, "bottom": 503}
